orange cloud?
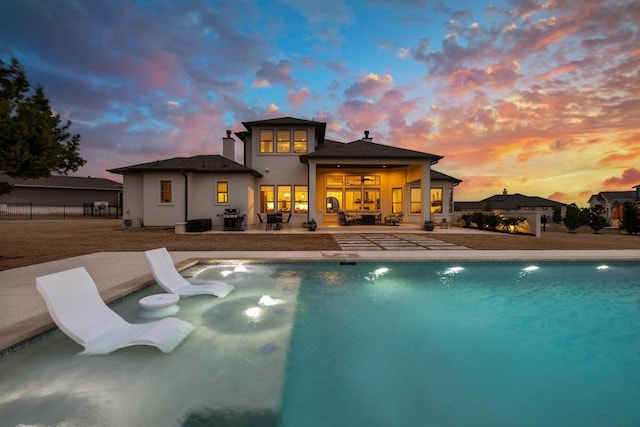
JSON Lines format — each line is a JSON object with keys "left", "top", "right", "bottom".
{"left": 539, "top": 64, "right": 576, "bottom": 80}
{"left": 547, "top": 191, "right": 567, "bottom": 202}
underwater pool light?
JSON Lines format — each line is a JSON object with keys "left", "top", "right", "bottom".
{"left": 244, "top": 306, "right": 262, "bottom": 320}
{"left": 443, "top": 266, "right": 464, "bottom": 275}
{"left": 259, "top": 295, "right": 285, "bottom": 306}
{"left": 522, "top": 266, "right": 539, "bottom": 272}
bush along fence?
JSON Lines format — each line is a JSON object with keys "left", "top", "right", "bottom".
{"left": 0, "top": 203, "right": 121, "bottom": 220}
{"left": 459, "top": 211, "right": 540, "bottom": 236}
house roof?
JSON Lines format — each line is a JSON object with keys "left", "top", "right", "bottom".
{"left": 300, "top": 139, "right": 443, "bottom": 164}
{"left": 240, "top": 116, "right": 327, "bottom": 142}
{"left": 107, "top": 155, "right": 263, "bottom": 177}
{"left": 1, "top": 174, "right": 122, "bottom": 191}
{"left": 590, "top": 190, "right": 638, "bottom": 203}
{"left": 455, "top": 193, "right": 566, "bottom": 211}
{"left": 431, "top": 169, "right": 462, "bottom": 184}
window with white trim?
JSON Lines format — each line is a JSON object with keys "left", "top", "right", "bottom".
{"left": 160, "top": 179, "right": 172, "bottom": 204}
{"left": 216, "top": 181, "right": 228, "bottom": 204}
{"left": 259, "top": 130, "right": 274, "bottom": 153}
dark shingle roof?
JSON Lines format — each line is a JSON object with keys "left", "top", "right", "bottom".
{"left": 455, "top": 193, "right": 566, "bottom": 211}
{"left": 108, "top": 155, "right": 263, "bottom": 177}
{"left": 300, "top": 139, "right": 443, "bottom": 163}
{"left": 241, "top": 116, "right": 326, "bottom": 142}
{"left": 431, "top": 169, "right": 462, "bottom": 184}
{"left": 596, "top": 191, "right": 638, "bottom": 202}
{"left": 1, "top": 174, "right": 122, "bottom": 190}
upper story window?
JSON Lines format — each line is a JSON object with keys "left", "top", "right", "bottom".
{"left": 159, "top": 179, "right": 172, "bottom": 204}
{"left": 259, "top": 128, "right": 309, "bottom": 154}
{"left": 277, "top": 130, "right": 291, "bottom": 153}
{"left": 293, "top": 130, "right": 308, "bottom": 153}
{"left": 259, "top": 130, "right": 274, "bottom": 153}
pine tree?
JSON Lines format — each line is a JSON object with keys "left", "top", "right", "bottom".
{"left": 0, "top": 58, "right": 86, "bottom": 194}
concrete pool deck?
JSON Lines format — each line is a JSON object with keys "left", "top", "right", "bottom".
{"left": 2, "top": 225, "right": 639, "bottom": 352}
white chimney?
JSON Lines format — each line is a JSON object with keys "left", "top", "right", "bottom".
{"left": 222, "top": 130, "right": 235, "bottom": 161}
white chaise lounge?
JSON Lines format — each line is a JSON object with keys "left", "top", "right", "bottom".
{"left": 36, "top": 267, "right": 195, "bottom": 355}
{"left": 144, "top": 248, "right": 234, "bottom": 298}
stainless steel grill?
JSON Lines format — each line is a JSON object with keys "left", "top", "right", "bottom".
{"left": 223, "top": 208, "right": 245, "bottom": 231}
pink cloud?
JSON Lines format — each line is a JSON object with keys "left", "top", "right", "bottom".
{"left": 446, "top": 61, "right": 520, "bottom": 95}
{"left": 336, "top": 99, "right": 388, "bottom": 136}
{"left": 603, "top": 168, "right": 640, "bottom": 189}
{"left": 344, "top": 73, "right": 393, "bottom": 98}
{"left": 288, "top": 87, "right": 310, "bottom": 106}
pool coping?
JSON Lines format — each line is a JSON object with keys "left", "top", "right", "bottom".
{"left": 2, "top": 248, "right": 639, "bottom": 352}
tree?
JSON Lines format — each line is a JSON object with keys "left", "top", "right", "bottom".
{"left": 0, "top": 57, "right": 85, "bottom": 194}
{"left": 588, "top": 205, "right": 609, "bottom": 233}
{"left": 620, "top": 201, "right": 640, "bottom": 234}
{"left": 563, "top": 203, "right": 583, "bottom": 233}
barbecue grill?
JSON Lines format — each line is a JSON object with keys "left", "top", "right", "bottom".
{"left": 223, "top": 208, "right": 245, "bottom": 231}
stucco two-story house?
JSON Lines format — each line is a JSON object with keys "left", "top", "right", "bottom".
{"left": 588, "top": 185, "right": 640, "bottom": 227}
{"left": 108, "top": 116, "right": 461, "bottom": 229}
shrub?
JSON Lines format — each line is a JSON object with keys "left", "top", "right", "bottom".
{"left": 470, "top": 212, "right": 485, "bottom": 230}
{"left": 502, "top": 216, "right": 527, "bottom": 233}
{"left": 620, "top": 201, "right": 640, "bottom": 234}
{"left": 484, "top": 213, "right": 503, "bottom": 231}
{"left": 588, "top": 205, "right": 609, "bottom": 233}
{"left": 563, "top": 203, "right": 583, "bottom": 233}
{"left": 460, "top": 213, "right": 472, "bottom": 227}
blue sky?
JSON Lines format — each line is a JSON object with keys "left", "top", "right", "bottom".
{"left": 1, "top": 0, "right": 639, "bottom": 204}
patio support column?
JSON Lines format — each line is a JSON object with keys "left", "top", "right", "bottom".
{"left": 307, "top": 162, "right": 317, "bottom": 223}
{"left": 422, "top": 163, "right": 431, "bottom": 223}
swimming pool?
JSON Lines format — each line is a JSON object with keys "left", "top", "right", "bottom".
{"left": 0, "top": 261, "right": 638, "bottom": 426}
{"left": 280, "top": 261, "right": 640, "bottom": 427}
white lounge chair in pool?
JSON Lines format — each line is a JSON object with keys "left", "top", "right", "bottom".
{"left": 144, "top": 248, "right": 234, "bottom": 298}
{"left": 36, "top": 267, "right": 195, "bottom": 355}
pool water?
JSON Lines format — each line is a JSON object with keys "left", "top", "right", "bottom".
{"left": 280, "top": 262, "right": 640, "bottom": 427}
{"left": 0, "top": 263, "right": 297, "bottom": 427}
{"left": 0, "top": 261, "right": 638, "bottom": 426}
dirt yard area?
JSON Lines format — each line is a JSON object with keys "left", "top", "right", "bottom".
{"left": 1, "top": 219, "right": 639, "bottom": 271}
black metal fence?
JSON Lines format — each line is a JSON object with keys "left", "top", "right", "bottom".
{"left": 0, "top": 203, "right": 121, "bottom": 220}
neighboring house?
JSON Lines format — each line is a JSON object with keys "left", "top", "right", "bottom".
{"left": 455, "top": 189, "right": 566, "bottom": 218}
{"left": 108, "top": 116, "right": 461, "bottom": 228}
{"left": 588, "top": 185, "right": 640, "bottom": 227}
{"left": 0, "top": 174, "right": 122, "bottom": 206}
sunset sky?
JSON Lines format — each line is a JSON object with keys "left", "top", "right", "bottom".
{"left": 1, "top": 0, "right": 639, "bottom": 205}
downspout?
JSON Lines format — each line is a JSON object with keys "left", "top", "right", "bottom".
{"left": 181, "top": 171, "right": 188, "bottom": 222}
